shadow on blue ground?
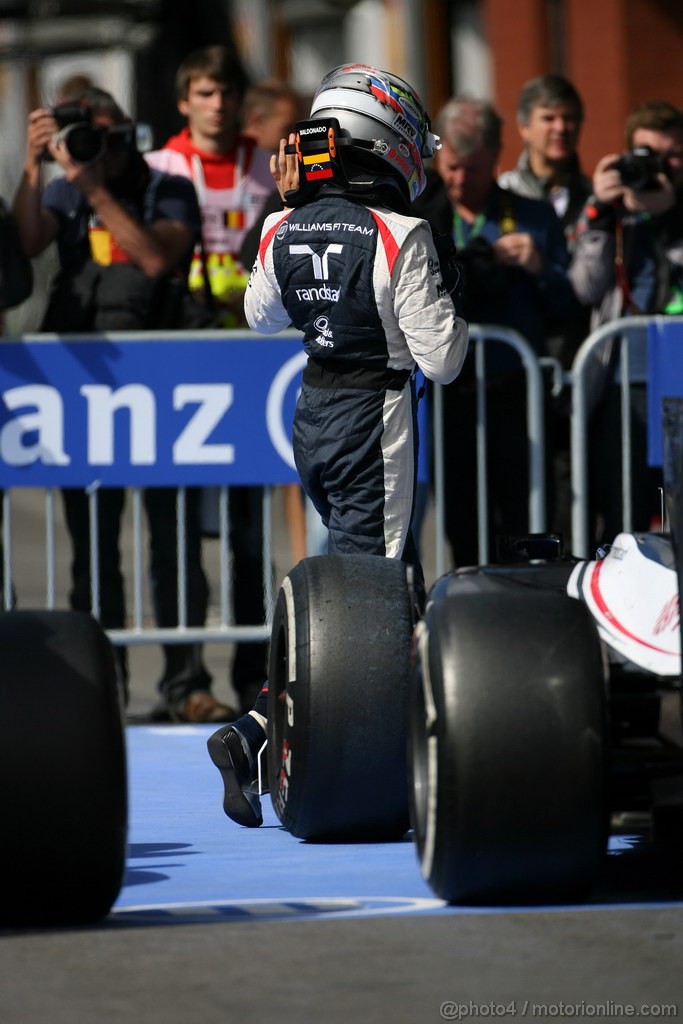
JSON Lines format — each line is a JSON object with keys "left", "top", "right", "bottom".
{"left": 105, "top": 726, "right": 683, "bottom": 929}
{"left": 123, "top": 843, "right": 200, "bottom": 888}
{"left": 105, "top": 829, "right": 683, "bottom": 931}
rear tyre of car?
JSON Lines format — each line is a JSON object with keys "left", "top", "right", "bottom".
{"left": 0, "top": 610, "right": 127, "bottom": 927}
{"left": 267, "top": 554, "right": 414, "bottom": 841}
{"left": 410, "top": 582, "right": 608, "bottom": 904}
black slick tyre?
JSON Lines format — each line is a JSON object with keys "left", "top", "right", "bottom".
{"left": 410, "top": 579, "right": 608, "bottom": 904}
{"left": 0, "top": 610, "right": 127, "bottom": 928}
{"left": 267, "top": 554, "right": 414, "bottom": 841}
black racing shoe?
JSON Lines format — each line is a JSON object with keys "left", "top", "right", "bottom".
{"left": 207, "top": 725, "right": 263, "bottom": 828}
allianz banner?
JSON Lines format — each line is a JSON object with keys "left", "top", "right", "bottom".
{"left": 648, "top": 318, "right": 683, "bottom": 466}
{"left": 0, "top": 332, "right": 306, "bottom": 487}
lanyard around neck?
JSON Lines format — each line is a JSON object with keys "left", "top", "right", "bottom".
{"left": 452, "top": 211, "right": 485, "bottom": 248}
{"left": 452, "top": 191, "right": 517, "bottom": 247}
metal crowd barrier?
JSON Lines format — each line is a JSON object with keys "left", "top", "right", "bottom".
{"left": 431, "top": 324, "right": 556, "bottom": 576}
{"left": 569, "top": 314, "right": 683, "bottom": 560}
{"left": 0, "top": 325, "right": 553, "bottom": 650}
{"left": 1, "top": 483, "right": 275, "bottom": 646}
{"left": 570, "top": 315, "right": 649, "bottom": 560}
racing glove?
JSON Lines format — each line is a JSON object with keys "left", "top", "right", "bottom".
{"left": 432, "top": 231, "right": 464, "bottom": 318}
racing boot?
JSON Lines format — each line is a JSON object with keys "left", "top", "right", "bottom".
{"left": 207, "top": 720, "right": 266, "bottom": 828}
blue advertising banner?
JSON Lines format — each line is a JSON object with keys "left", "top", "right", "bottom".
{"left": 0, "top": 332, "right": 306, "bottom": 487}
{"left": 647, "top": 319, "right": 683, "bottom": 466}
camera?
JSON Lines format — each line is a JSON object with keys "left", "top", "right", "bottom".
{"left": 457, "top": 236, "right": 504, "bottom": 283}
{"left": 611, "top": 145, "right": 668, "bottom": 191}
{"left": 456, "top": 235, "right": 509, "bottom": 306}
{"left": 45, "top": 103, "right": 152, "bottom": 164}
{"left": 47, "top": 102, "right": 108, "bottom": 164}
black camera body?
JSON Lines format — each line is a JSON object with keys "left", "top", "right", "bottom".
{"left": 456, "top": 235, "right": 509, "bottom": 306}
{"left": 457, "top": 235, "right": 497, "bottom": 270}
{"left": 47, "top": 102, "right": 107, "bottom": 165}
{"left": 611, "top": 145, "right": 668, "bottom": 191}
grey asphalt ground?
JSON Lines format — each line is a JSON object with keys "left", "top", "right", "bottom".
{"left": 3, "top": 907, "right": 683, "bottom": 1024}
{"left": 2, "top": 488, "right": 683, "bottom": 1023}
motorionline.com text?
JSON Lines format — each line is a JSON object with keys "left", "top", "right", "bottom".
{"left": 439, "top": 1001, "right": 678, "bottom": 1019}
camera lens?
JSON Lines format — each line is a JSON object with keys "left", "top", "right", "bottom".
{"left": 616, "top": 157, "right": 650, "bottom": 191}
{"left": 612, "top": 146, "right": 666, "bottom": 191}
{"left": 63, "top": 124, "right": 105, "bottom": 164}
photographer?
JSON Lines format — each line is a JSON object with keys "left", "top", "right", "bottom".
{"left": 569, "top": 100, "right": 683, "bottom": 547}
{"left": 570, "top": 101, "right": 683, "bottom": 316}
{"left": 12, "top": 87, "right": 233, "bottom": 722}
{"left": 412, "top": 96, "right": 581, "bottom": 567}
{"left": 145, "top": 47, "right": 281, "bottom": 722}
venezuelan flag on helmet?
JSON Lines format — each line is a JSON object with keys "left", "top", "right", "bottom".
{"left": 302, "top": 151, "right": 334, "bottom": 181}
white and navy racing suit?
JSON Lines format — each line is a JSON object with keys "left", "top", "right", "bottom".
{"left": 245, "top": 194, "right": 468, "bottom": 563}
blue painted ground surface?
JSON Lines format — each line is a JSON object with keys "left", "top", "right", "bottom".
{"left": 113, "top": 725, "right": 444, "bottom": 924}
{"left": 110, "top": 725, "right": 683, "bottom": 926}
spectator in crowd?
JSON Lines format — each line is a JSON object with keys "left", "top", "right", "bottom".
{"left": 146, "top": 45, "right": 272, "bottom": 324}
{"left": 146, "top": 45, "right": 275, "bottom": 718}
{"left": 499, "top": 74, "right": 591, "bottom": 258}
{"left": 0, "top": 194, "right": 34, "bottom": 610}
{"left": 0, "top": 195, "right": 33, "bottom": 330}
{"left": 412, "top": 95, "right": 581, "bottom": 567}
{"left": 236, "top": 80, "right": 303, "bottom": 269}
{"left": 11, "top": 86, "right": 228, "bottom": 719}
{"left": 240, "top": 78, "right": 302, "bottom": 154}
{"left": 54, "top": 73, "right": 98, "bottom": 103}
{"left": 569, "top": 100, "right": 683, "bottom": 547}
{"left": 238, "top": 77, "right": 315, "bottom": 565}
{"left": 499, "top": 73, "right": 593, "bottom": 550}
{"left": 238, "top": 77, "right": 330, "bottom": 565}
{"left": 207, "top": 63, "right": 468, "bottom": 828}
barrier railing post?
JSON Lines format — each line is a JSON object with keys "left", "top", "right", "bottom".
{"left": 569, "top": 315, "right": 653, "bottom": 559}
{"left": 620, "top": 338, "right": 633, "bottom": 533}
{"left": 176, "top": 486, "right": 188, "bottom": 629}
{"left": 87, "top": 481, "right": 101, "bottom": 621}
{"left": 3, "top": 491, "right": 11, "bottom": 611}
{"left": 430, "top": 324, "right": 547, "bottom": 571}
{"left": 45, "top": 488, "right": 56, "bottom": 610}
{"left": 475, "top": 337, "right": 489, "bottom": 564}
{"left": 263, "top": 486, "right": 274, "bottom": 624}
{"left": 132, "top": 487, "right": 144, "bottom": 632}
{"left": 218, "top": 485, "right": 231, "bottom": 628}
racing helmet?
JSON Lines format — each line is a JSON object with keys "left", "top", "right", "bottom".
{"left": 284, "top": 63, "right": 439, "bottom": 209}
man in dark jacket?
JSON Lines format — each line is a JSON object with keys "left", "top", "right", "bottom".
{"left": 12, "top": 86, "right": 233, "bottom": 722}
{"left": 412, "top": 95, "right": 582, "bottom": 567}
{"left": 498, "top": 74, "right": 593, "bottom": 549}
{"left": 499, "top": 75, "right": 592, "bottom": 254}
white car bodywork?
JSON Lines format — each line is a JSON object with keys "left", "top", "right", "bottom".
{"left": 567, "top": 532, "right": 680, "bottom": 677}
